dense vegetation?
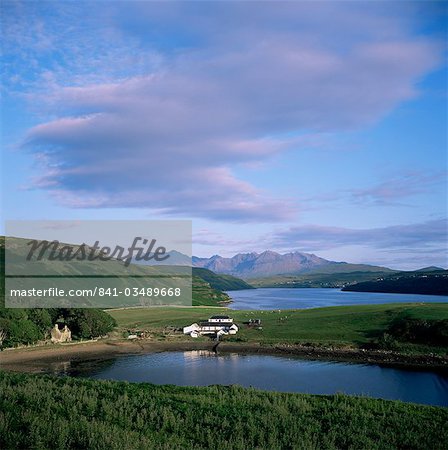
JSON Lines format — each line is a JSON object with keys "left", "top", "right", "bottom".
{"left": 376, "top": 317, "right": 448, "bottom": 350}
{"left": 0, "top": 240, "right": 117, "bottom": 348}
{"left": 1, "top": 371, "right": 447, "bottom": 450}
{"left": 192, "top": 267, "right": 254, "bottom": 291}
{"left": 109, "top": 303, "right": 448, "bottom": 353}
{"left": 0, "top": 307, "right": 116, "bottom": 348}
{"left": 342, "top": 270, "right": 448, "bottom": 296}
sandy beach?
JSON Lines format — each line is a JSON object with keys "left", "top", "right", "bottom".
{"left": 0, "top": 340, "right": 209, "bottom": 371}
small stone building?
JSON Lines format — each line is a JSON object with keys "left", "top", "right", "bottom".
{"left": 50, "top": 324, "right": 72, "bottom": 343}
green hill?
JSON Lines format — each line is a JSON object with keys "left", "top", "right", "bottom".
{"left": 303, "top": 263, "right": 394, "bottom": 274}
{"left": 191, "top": 275, "right": 231, "bottom": 306}
{"left": 415, "top": 266, "right": 445, "bottom": 272}
{"left": 0, "top": 236, "right": 231, "bottom": 308}
{"left": 192, "top": 267, "right": 254, "bottom": 291}
{"left": 342, "top": 270, "right": 448, "bottom": 296}
{"left": 249, "top": 270, "right": 396, "bottom": 288}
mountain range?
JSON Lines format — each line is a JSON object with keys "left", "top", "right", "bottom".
{"left": 192, "top": 251, "right": 393, "bottom": 279}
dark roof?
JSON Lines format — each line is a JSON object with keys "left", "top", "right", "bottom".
{"left": 209, "top": 315, "right": 231, "bottom": 319}
{"left": 199, "top": 321, "right": 234, "bottom": 327}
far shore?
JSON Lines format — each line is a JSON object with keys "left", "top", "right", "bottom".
{"left": 1, "top": 338, "right": 447, "bottom": 373}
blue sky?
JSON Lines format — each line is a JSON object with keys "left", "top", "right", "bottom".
{"left": 1, "top": 1, "right": 447, "bottom": 269}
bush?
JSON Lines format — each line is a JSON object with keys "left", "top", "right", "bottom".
{"left": 388, "top": 317, "right": 448, "bottom": 346}
{"left": 61, "top": 309, "right": 117, "bottom": 339}
{"left": 376, "top": 332, "right": 399, "bottom": 350}
{"left": 27, "top": 309, "right": 52, "bottom": 334}
{"left": 0, "top": 306, "right": 117, "bottom": 347}
{"left": 0, "top": 317, "right": 41, "bottom": 347}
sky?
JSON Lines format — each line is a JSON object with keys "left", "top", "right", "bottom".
{"left": 1, "top": 1, "right": 447, "bottom": 270}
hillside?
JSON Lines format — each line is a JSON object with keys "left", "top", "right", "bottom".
{"left": 192, "top": 267, "right": 254, "bottom": 291}
{"left": 0, "top": 236, "right": 230, "bottom": 308}
{"left": 193, "top": 251, "right": 393, "bottom": 279}
{"left": 342, "top": 270, "right": 448, "bottom": 296}
{"left": 249, "top": 270, "right": 396, "bottom": 288}
{"left": 191, "top": 275, "right": 231, "bottom": 306}
{"left": 415, "top": 266, "right": 446, "bottom": 272}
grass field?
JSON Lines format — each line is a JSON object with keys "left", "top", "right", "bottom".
{"left": 1, "top": 371, "right": 447, "bottom": 450}
{"left": 109, "top": 302, "right": 448, "bottom": 349}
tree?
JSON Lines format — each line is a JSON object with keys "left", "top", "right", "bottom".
{"left": 0, "top": 328, "right": 7, "bottom": 350}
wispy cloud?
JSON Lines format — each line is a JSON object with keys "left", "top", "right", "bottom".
{"left": 348, "top": 171, "right": 447, "bottom": 205}
{"left": 4, "top": 2, "right": 444, "bottom": 222}
{"left": 269, "top": 218, "right": 447, "bottom": 252}
{"left": 302, "top": 171, "right": 447, "bottom": 208}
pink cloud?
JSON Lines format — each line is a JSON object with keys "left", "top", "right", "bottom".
{"left": 12, "top": 2, "right": 444, "bottom": 222}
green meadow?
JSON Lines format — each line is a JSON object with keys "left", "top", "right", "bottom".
{"left": 109, "top": 302, "right": 448, "bottom": 351}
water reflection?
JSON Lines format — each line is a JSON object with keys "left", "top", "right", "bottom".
{"left": 42, "top": 351, "right": 448, "bottom": 407}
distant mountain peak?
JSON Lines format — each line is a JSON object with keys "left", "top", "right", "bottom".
{"left": 192, "top": 250, "right": 393, "bottom": 279}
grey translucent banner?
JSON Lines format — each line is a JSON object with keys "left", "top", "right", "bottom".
{"left": 5, "top": 220, "right": 192, "bottom": 308}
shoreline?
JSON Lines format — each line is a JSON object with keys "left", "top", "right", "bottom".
{"left": 1, "top": 339, "right": 447, "bottom": 373}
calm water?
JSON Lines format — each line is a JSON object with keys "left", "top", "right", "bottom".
{"left": 49, "top": 351, "right": 448, "bottom": 407}
{"left": 35, "top": 289, "right": 447, "bottom": 407}
{"left": 228, "top": 288, "right": 448, "bottom": 310}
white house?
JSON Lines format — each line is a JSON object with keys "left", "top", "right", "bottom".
{"left": 183, "top": 323, "right": 201, "bottom": 338}
{"left": 208, "top": 315, "right": 234, "bottom": 323}
{"left": 183, "top": 315, "right": 238, "bottom": 338}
